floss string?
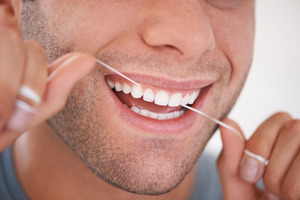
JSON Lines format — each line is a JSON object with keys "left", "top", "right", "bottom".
{"left": 47, "top": 56, "right": 242, "bottom": 140}
{"left": 97, "top": 58, "right": 244, "bottom": 141}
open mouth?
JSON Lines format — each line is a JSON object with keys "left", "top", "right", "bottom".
{"left": 105, "top": 75, "right": 211, "bottom": 123}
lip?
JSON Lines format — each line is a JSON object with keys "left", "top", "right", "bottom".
{"left": 121, "top": 74, "right": 215, "bottom": 90}
{"left": 105, "top": 74, "right": 214, "bottom": 134}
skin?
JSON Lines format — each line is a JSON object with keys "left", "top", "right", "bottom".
{"left": 0, "top": 0, "right": 299, "bottom": 199}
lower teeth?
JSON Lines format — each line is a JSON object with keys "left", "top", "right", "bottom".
{"left": 129, "top": 105, "right": 185, "bottom": 120}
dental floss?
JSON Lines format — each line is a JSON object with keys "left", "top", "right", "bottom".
{"left": 96, "top": 58, "right": 244, "bottom": 141}
{"left": 96, "top": 59, "right": 141, "bottom": 87}
{"left": 47, "top": 57, "right": 241, "bottom": 140}
{"left": 182, "top": 105, "right": 244, "bottom": 141}
{"left": 244, "top": 150, "right": 269, "bottom": 166}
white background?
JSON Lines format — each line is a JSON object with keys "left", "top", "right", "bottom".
{"left": 206, "top": 0, "right": 300, "bottom": 155}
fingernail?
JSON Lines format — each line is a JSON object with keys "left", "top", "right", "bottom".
{"left": 7, "top": 100, "right": 35, "bottom": 132}
{"left": 267, "top": 192, "right": 280, "bottom": 200}
{"left": 240, "top": 155, "right": 265, "bottom": 182}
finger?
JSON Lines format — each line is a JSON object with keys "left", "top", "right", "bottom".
{"left": 0, "top": 27, "right": 25, "bottom": 129}
{"left": 6, "top": 40, "right": 47, "bottom": 132}
{"left": 281, "top": 150, "right": 300, "bottom": 200}
{"left": 0, "top": 4, "right": 16, "bottom": 28}
{"left": 0, "top": 52, "right": 95, "bottom": 152}
{"left": 0, "top": 0, "right": 21, "bottom": 29}
{"left": 29, "top": 52, "right": 96, "bottom": 126}
{"left": 0, "top": 41, "right": 47, "bottom": 152}
{"left": 264, "top": 119, "right": 300, "bottom": 198}
{"left": 240, "top": 112, "right": 292, "bottom": 183}
{"left": 218, "top": 118, "right": 259, "bottom": 199}
{"left": 11, "top": 0, "right": 22, "bottom": 28}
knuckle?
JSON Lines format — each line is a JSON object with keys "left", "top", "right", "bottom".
{"left": 282, "top": 182, "right": 299, "bottom": 200}
{"left": 283, "top": 120, "right": 300, "bottom": 136}
{"left": 216, "top": 154, "right": 223, "bottom": 168}
{"left": 25, "top": 40, "right": 46, "bottom": 57}
{"left": 24, "top": 41, "right": 48, "bottom": 88}
{"left": 272, "top": 112, "right": 292, "bottom": 122}
{"left": 263, "top": 170, "right": 281, "bottom": 193}
{"left": 0, "top": 88, "right": 15, "bottom": 122}
{"left": 0, "top": 28, "right": 22, "bottom": 45}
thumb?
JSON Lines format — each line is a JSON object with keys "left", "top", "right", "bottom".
{"left": 217, "top": 118, "right": 257, "bottom": 200}
{"left": 30, "top": 52, "right": 95, "bottom": 126}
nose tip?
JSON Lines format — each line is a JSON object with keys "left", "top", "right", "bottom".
{"left": 141, "top": 2, "right": 215, "bottom": 61}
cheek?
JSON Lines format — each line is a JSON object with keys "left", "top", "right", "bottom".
{"left": 39, "top": 0, "right": 142, "bottom": 54}
{"left": 210, "top": 7, "right": 255, "bottom": 84}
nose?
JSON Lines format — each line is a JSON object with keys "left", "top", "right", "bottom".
{"left": 141, "top": 1, "right": 215, "bottom": 61}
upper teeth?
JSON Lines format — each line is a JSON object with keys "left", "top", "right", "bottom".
{"left": 107, "top": 80, "right": 201, "bottom": 107}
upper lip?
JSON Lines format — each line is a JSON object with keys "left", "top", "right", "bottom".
{"left": 105, "top": 73, "right": 216, "bottom": 90}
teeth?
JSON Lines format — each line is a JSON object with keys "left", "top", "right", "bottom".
{"left": 115, "top": 82, "right": 123, "bottom": 92}
{"left": 107, "top": 80, "right": 201, "bottom": 107}
{"left": 189, "top": 90, "right": 200, "bottom": 104}
{"left": 131, "top": 85, "right": 143, "bottom": 98}
{"left": 154, "top": 91, "right": 169, "bottom": 106}
{"left": 168, "top": 93, "right": 182, "bottom": 107}
{"left": 166, "top": 112, "right": 174, "bottom": 119}
{"left": 130, "top": 106, "right": 185, "bottom": 120}
{"left": 158, "top": 113, "right": 167, "bottom": 120}
{"left": 174, "top": 111, "right": 180, "bottom": 118}
{"left": 123, "top": 83, "right": 132, "bottom": 94}
{"left": 149, "top": 112, "right": 158, "bottom": 119}
{"left": 143, "top": 88, "right": 155, "bottom": 102}
{"left": 131, "top": 106, "right": 140, "bottom": 114}
{"left": 140, "top": 109, "right": 150, "bottom": 117}
{"left": 180, "top": 94, "right": 189, "bottom": 106}
{"left": 107, "top": 81, "right": 115, "bottom": 89}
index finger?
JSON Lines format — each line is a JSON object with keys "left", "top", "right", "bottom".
{"left": 245, "top": 112, "right": 292, "bottom": 159}
{"left": 0, "top": 3, "right": 18, "bottom": 29}
{"left": 239, "top": 112, "right": 292, "bottom": 183}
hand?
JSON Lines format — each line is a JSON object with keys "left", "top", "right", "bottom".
{"left": 0, "top": 1, "right": 96, "bottom": 152}
{"left": 217, "top": 113, "right": 300, "bottom": 200}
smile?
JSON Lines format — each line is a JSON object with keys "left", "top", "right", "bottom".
{"left": 107, "top": 78, "right": 201, "bottom": 120}
{"left": 105, "top": 74, "right": 213, "bottom": 133}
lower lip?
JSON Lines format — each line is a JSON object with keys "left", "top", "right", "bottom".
{"left": 107, "top": 85, "right": 212, "bottom": 134}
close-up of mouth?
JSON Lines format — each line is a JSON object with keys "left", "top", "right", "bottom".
{"left": 105, "top": 75, "right": 213, "bottom": 134}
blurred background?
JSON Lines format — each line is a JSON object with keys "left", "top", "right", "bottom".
{"left": 205, "top": 0, "right": 300, "bottom": 155}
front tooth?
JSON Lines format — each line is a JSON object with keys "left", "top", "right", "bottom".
{"left": 143, "top": 88, "right": 154, "bottom": 102}
{"left": 154, "top": 90, "right": 169, "bottom": 106}
{"left": 123, "top": 84, "right": 132, "bottom": 94}
{"left": 149, "top": 112, "right": 158, "bottom": 119}
{"left": 188, "top": 90, "right": 200, "bottom": 104}
{"left": 107, "top": 81, "right": 115, "bottom": 89}
{"left": 168, "top": 93, "right": 182, "bottom": 107}
{"left": 131, "top": 85, "right": 143, "bottom": 99}
{"left": 166, "top": 112, "right": 174, "bottom": 119}
{"left": 181, "top": 94, "right": 189, "bottom": 105}
{"left": 158, "top": 113, "right": 167, "bottom": 120}
{"left": 131, "top": 106, "right": 140, "bottom": 114}
{"left": 140, "top": 109, "right": 150, "bottom": 117}
{"left": 174, "top": 111, "right": 180, "bottom": 118}
{"left": 115, "top": 82, "right": 123, "bottom": 92}
{"left": 179, "top": 110, "right": 185, "bottom": 116}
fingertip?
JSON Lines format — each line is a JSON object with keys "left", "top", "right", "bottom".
{"left": 49, "top": 52, "right": 95, "bottom": 69}
{"left": 221, "top": 118, "right": 242, "bottom": 132}
{"left": 217, "top": 118, "right": 246, "bottom": 178}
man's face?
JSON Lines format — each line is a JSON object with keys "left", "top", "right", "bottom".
{"left": 22, "top": 0, "right": 254, "bottom": 195}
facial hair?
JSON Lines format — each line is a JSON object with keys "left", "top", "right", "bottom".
{"left": 21, "top": 1, "right": 247, "bottom": 195}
